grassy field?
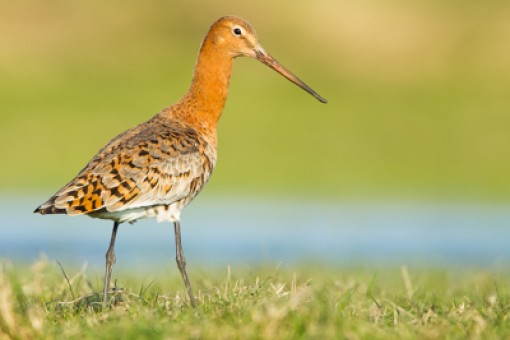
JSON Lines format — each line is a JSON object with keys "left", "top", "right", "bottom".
{"left": 1, "top": 259, "right": 509, "bottom": 339}
{"left": 1, "top": 1, "right": 510, "bottom": 200}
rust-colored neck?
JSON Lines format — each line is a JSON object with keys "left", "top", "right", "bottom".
{"left": 169, "top": 35, "right": 234, "bottom": 133}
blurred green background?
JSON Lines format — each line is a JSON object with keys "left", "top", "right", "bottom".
{"left": 1, "top": 0, "right": 509, "bottom": 201}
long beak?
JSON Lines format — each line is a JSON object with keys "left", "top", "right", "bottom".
{"left": 255, "top": 48, "right": 327, "bottom": 104}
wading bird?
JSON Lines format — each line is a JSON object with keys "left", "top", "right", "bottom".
{"left": 34, "top": 16, "right": 327, "bottom": 308}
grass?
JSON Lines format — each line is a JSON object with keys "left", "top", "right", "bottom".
{"left": 1, "top": 259, "right": 509, "bottom": 339}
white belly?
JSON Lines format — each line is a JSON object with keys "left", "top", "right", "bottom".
{"left": 90, "top": 204, "right": 183, "bottom": 224}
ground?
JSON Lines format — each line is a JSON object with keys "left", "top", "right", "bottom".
{"left": 1, "top": 259, "right": 509, "bottom": 339}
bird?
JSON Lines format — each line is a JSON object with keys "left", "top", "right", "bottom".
{"left": 34, "top": 16, "right": 327, "bottom": 308}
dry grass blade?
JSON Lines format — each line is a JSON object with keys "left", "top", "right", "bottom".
{"left": 57, "top": 261, "right": 75, "bottom": 300}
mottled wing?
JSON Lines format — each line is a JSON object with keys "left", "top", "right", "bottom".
{"left": 35, "top": 120, "right": 215, "bottom": 217}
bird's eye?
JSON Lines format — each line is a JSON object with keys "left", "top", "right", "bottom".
{"left": 233, "top": 27, "right": 242, "bottom": 36}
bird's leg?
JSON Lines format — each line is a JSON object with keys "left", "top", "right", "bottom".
{"left": 103, "top": 221, "right": 119, "bottom": 307}
{"left": 173, "top": 221, "right": 197, "bottom": 308}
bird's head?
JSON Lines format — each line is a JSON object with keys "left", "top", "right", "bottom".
{"left": 206, "top": 16, "right": 327, "bottom": 103}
